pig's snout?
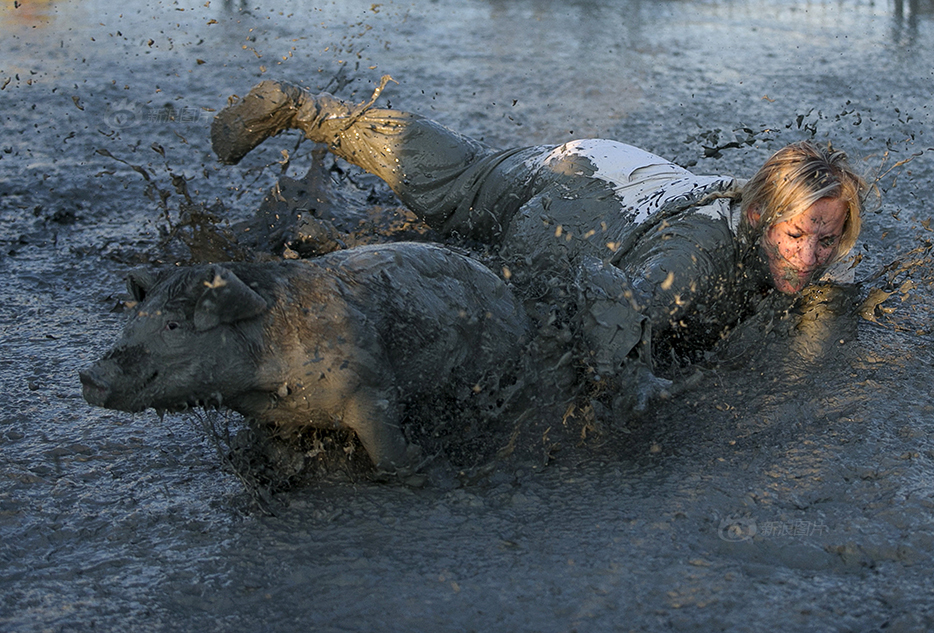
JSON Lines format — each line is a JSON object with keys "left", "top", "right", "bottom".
{"left": 79, "top": 366, "right": 112, "bottom": 407}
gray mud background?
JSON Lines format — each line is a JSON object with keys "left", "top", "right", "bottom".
{"left": 4, "top": 1, "right": 934, "bottom": 631}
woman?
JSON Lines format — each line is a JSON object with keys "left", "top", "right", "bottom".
{"left": 211, "top": 78, "right": 868, "bottom": 403}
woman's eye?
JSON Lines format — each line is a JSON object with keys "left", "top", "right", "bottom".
{"left": 820, "top": 236, "right": 839, "bottom": 248}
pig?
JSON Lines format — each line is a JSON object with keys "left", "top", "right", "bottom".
{"left": 80, "top": 242, "right": 528, "bottom": 475}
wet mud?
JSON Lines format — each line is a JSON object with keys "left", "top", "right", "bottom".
{"left": 3, "top": 1, "right": 934, "bottom": 631}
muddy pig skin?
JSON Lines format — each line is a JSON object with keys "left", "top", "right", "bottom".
{"left": 80, "top": 242, "right": 528, "bottom": 474}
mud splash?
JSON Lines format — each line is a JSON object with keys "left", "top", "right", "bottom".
{"left": 3, "top": 1, "right": 934, "bottom": 631}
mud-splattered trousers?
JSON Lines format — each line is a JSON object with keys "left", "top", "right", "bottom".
{"left": 288, "top": 95, "right": 772, "bottom": 374}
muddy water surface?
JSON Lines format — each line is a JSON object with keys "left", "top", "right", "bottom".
{"left": 3, "top": 1, "right": 934, "bottom": 631}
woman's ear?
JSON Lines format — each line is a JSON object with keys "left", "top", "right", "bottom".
{"left": 744, "top": 206, "right": 762, "bottom": 228}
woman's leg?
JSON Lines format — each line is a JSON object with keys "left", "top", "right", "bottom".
{"left": 212, "top": 79, "right": 542, "bottom": 241}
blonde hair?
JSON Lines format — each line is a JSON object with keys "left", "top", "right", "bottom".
{"left": 739, "top": 141, "right": 867, "bottom": 263}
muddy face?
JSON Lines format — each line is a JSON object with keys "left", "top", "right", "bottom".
{"left": 80, "top": 266, "right": 268, "bottom": 415}
{"left": 760, "top": 197, "right": 848, "bottom": 294}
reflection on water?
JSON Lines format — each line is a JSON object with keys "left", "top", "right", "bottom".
{"left": 894, "top": 0, "right": 934, "bottom": 16}
{"left": 0, "top": 0, "right": 55, "bottom": 27}
{"left": 891, "top": 0, "right": 934, "bottom": 45}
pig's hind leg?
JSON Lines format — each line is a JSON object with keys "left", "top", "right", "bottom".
{"left": 342, "top": 387, "right": 421, "bottom": 477}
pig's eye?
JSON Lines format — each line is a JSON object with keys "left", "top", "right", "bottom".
{"left": 165, "top": 321, "right": 180, "bottom": 331}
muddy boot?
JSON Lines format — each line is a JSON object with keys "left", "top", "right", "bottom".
{"left": 211, "top": 80, "right": 311, "bottom": 164}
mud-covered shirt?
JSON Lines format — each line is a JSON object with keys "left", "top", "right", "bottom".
{"left": 479, "top": 140, "right": 771, "bottom": 364}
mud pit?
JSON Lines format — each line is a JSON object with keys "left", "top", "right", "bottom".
{"left": 4, "top": 1, "right": 934, "bottom": 631}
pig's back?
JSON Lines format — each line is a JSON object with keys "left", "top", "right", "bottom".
{"left": 317, "top": 242, "right": 528, "bottom": 389}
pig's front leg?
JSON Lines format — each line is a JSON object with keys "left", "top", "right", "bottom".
{"left": 342, "top": 387, "right": 421, "bottom": 476}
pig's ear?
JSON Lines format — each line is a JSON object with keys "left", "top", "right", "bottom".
{"left": 193, "top": 266, "right": 268, "bottom": 331}
{"left": 126, "top": 269, "right": 158, "bottom": 302}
